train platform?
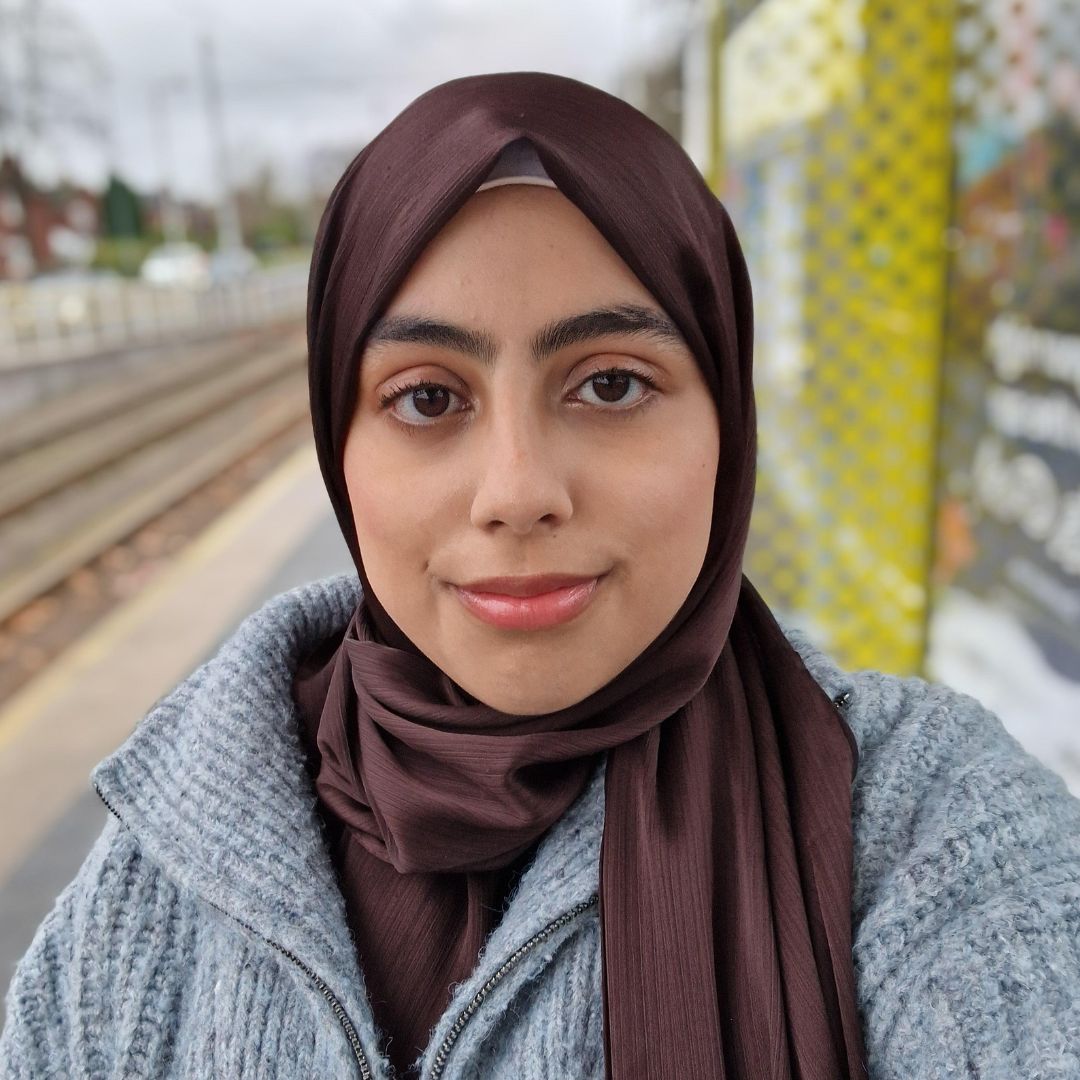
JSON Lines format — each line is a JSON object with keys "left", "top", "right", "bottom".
{"left": 0, "top": 444, "right": 353, "bottom": 1009}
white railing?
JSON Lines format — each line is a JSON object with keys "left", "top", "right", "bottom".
{"left": 0, "top": 263, "right": 309, "bottom": 370}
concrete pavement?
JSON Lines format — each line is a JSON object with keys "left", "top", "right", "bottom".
{"left": 0, "top": 444, "right": 352, "bottom": 1012}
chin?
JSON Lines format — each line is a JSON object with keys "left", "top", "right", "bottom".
{"left": 442, "top": 629, "right": 630, "bottom": 715}
{"left": 460, "top": 669, "right": 593, "bottom": 717}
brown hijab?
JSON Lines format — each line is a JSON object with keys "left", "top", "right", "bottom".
{"left": 302, "top": 71, "right": 868, "bottom": 1079}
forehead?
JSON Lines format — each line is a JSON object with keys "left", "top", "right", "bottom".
{"left": 382, "top": 185, "right": 654, "bottom": 323}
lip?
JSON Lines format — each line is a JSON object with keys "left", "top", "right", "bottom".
{"left": 450, "top": 573, "right": 605, "bottom": 631}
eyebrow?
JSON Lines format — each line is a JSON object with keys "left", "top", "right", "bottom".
{"left": 365, "top": 304, "right": 686, "bottom": 366}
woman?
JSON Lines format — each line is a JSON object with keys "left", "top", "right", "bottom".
{"left": 2, "top": 72, "right": 1079, "bottom": 1080}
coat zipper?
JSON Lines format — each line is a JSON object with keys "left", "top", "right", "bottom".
{"left": 92, "top": 784, "right": 373, "bottom": 1080}
{"left": 427, "top": 894, "right": 599, "bottom": 1079}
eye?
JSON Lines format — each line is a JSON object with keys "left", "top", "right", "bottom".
{"left": 379, "top": 380, "right": 468, "bottom": 427}
{"left": 573, "top": 367, "right": 657, "bottom": 409}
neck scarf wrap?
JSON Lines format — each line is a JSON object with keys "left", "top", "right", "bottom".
{"left": 305, "top": 71, "right": 868, "bottom": 1080}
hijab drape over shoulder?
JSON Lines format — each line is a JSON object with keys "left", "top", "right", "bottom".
{"left": 303, "top": 71, "right": 868, "bottom": 1079}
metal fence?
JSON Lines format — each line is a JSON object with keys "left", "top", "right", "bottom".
{"left": 0, "top": 264, "right": 308, "bottom": 371}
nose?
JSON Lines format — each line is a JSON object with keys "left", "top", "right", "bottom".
{"left": 468, "top": 406, "right": 573, "bottom": 535}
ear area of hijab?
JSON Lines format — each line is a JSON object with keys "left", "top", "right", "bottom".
{"left": 475, "top": 137, "right": 558, "bottom": 192}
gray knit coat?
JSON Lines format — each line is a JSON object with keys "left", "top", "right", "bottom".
{"left": 2, "top": 573, "right": 1079, "bottom": 1079}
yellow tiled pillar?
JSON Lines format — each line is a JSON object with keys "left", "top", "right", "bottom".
{"left": 718, "top": 0, "right": 954, "bottom": 672}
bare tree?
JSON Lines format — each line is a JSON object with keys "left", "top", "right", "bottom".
{"left": 0, "top": 0, "right": 111, "bottom": 178}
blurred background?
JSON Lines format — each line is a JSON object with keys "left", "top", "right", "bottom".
{"left": 1, "top": 0, "right": 1079, "bottom": 1012}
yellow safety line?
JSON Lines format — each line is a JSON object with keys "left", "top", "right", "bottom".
{"left": 0, "top": 443, "right": 319, "bottom": 752}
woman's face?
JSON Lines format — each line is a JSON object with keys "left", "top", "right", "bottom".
{"left": 344, "top": 185, "right": 719, "bottom": 715}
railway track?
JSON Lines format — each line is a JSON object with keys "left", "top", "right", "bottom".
{"left": 0, "top": 325, "right": 311, "bottom": 626}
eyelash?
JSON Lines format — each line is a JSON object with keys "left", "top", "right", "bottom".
{"left": 377, "top": 366, "right": 660, "bottom": 431}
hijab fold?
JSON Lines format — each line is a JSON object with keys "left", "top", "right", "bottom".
{"left": 303, "top": 71, "right": 868, "bottom": 1079}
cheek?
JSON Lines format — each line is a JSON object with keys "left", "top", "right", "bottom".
{"left": 348, "top": 482, "right": 400, "bottom": 555}
{"left": 604, "top": 408, "right": 717, "bottom": 635}
{"left": 343, "top": 434, "right": 393, "bottom": 549}
{"left": 613, "top": 416, "right": 717, "bottom": 558}
{"left": 342, "top": 430, "right": 449, "bottom": 590}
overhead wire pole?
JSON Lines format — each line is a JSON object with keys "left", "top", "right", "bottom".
{"left": 198, "top": 32, "right": 242, "bottom": 252}
{"left": 12, "top": 0, "right": 43, "bottom": 274}
{"left": 21, "top": 0, "right": 42, "bottom": 167}
{"left": 0, "top": 1, "right": 11, "bottom": 161}
{"left": 149, "top": 77, "right": 187, "bottom": 244}
{"left": 707, "top": 0, "right": 724, "bottom": 192}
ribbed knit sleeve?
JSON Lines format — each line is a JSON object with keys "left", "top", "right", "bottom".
{"left": 1, "top": 816, "right": 125, "bottom": 1078}
{"left": 0, "top": 814, "right": 198, "bottom": 1080}
{"left": 0, "top": 849, "right": 84, "bottom": 1079}
{"left": 847, "top": 672, "right": 1080, "bottom": 1079}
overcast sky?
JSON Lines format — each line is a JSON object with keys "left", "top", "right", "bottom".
{"left": 9, "top": 0, "right": 689, "bottom": 201}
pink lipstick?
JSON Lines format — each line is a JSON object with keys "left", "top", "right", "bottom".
{"left": 450, "top": 574, "right": 603, "bottom": 631}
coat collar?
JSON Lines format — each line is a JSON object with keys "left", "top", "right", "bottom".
{"left": 90, "top": 574, "right": 613, "bottom": 1070}
{"left": 90, "top": 572, "right": 852, "bottom": 1069}
{"left": 91, "top": 575, "right": 370, "bottom": 1031}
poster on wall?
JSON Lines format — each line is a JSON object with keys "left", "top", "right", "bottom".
{"left": 926, "top": 0, "right": 1080, "bottom": 793}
